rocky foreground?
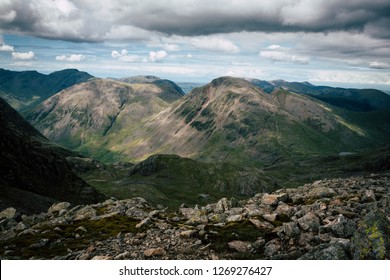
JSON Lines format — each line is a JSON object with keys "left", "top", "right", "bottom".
{"left": 1, "top": 173, "right": 389, "bottom": 260}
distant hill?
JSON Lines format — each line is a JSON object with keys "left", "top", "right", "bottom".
{"left": 117, "top": 75, "right": 185, "bottom": 102}
{"left": 0, "top": 97, "right": 105, "bottom": 214}
{"left": 118, "top": 75, "right": 161, "bottom": 84}
{"left": 176, "top": 82, "right": 205, "bottom": 94}
{"left": 27, "top": 78, "right": 185, "bottom": 162}
{"left": 0, "top": 68, "right": 94, "bottom": 111}
{"left": 249, "top": 78, "right": 390, "bottom": 111}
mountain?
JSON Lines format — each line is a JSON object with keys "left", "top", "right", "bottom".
{"left": 27, "top": 78, "right": 185, "bottom": 162}
{"left": 28, "top": 76, "right": 390, "bottom": 167}
{"left": 0, "top": 97, "right": 105, "bottom": 214}
{"left": 109, "top": 77, "right": 390, "bottom": 165}
{"left": 118, "top": 75, "right": 161, "bottom": 84}
{"left": 249, "top": 78, "right": 390, "bottom": 111}
{"left": 117, "top": 75, "right": 185, "bottom": 102}
{"left": 0, "top": 68, "right": 93, "bottom": 111}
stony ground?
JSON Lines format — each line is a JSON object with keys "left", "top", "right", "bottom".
{"left": 1, "top": 173, "right": 389, "bottom": 260}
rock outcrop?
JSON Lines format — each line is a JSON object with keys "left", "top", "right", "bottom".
{"left": 1, "top": 173, "right": 389, "bottom": 260}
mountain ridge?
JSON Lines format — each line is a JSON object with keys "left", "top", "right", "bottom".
{"left": 0, "top": 68, "right": 94, "bottom": 111}
{"left": 27, "top": 76, "right": 390, "bottom": 165}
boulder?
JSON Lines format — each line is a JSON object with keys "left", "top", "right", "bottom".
{"left": 307, "top": 186, "right": 336, "bottom": 200}
{"left": 144, "top": 248, "right": 166, "bottom": 257}
{"left": 298, "top": 212, "right": 320, "bottom": 233}
{"left": 329, "top": 215, "right": 356, "bottom": 238}
{"left": 228, "top": 240, "right": 251, "bottom": 253}
{"left": 48, "top": 202, "right": 71, "bottom": 215}
{"left": 0, "top": 207, "right": 17, "bottom": 220}
{"left": 299, "top": 244, "right": 348, "bottom": 260}
{"left": 351, "top": 210, "right": 390, "bottom": 260}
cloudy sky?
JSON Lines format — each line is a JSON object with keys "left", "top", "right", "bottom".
{"left": 0, "top": 0, "right": 390, "bottom": 90}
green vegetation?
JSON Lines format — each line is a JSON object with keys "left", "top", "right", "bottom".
{"left": 0, "top": 215, "right": 142, "bottom": 259}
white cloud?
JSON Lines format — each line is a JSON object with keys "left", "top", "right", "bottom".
{"left": 369, "top": 61, "right": 390, "bottom": 69}
{"left": 111, "top": 49, "right": 140, "bottom": 62}
{"left": 12, "top": 51, "right": 35, "bottom": 60}
{"left": 260, "top": 50, "right": 310, "bottom": 65}
{"left": 163, "top": 43, "right": 179, "bottom": 51}
{"left": 267, "top": 44, "right": 283, "bottom": 50}
{"left": 0, "top": 35, "right": 14, "bottom": 51}
{"left": 148, "top": 50, "right": 167, "bottom": 62}
{"left": 191, "top": 37, "right": 240, "bottom": 53}
{"left": 55, "top": 54, "right": 85, "bottom": 62}
{"left": 186, "top": 53, "right": 193, "bottom": 58}
{"left": 0, "top": 44, "right": 14, "bottom": 51}
{"left": 309, "top": 70, "right": 390, "bottom": 85}
{"left": 0, "top": 10, "right": 16, "bottom": 22}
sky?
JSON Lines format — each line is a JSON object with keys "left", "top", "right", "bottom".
{"left": 0, "top": 0, "right": 390, "bottom": 90}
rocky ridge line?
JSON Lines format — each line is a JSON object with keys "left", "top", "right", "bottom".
{"left": 1, "top": 173, "right": 389, "bottom": 260}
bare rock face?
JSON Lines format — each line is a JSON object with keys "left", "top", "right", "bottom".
{"left": 0, "top": 173, "right": 389, "bottom": 260}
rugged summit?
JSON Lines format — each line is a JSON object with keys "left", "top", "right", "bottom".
{"left": 0, "top": 97, "right": 105, "bottom": 214}
{"left": 0, "top": 68, "right": 93, "bottom": 111}
{"left": 1, "top": 173, "right": 389, "bottom": 260}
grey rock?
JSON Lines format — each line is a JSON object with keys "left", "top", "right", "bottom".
{"left": 144, "top": 248, "right": 165, "bottom": 257}
{"left": 261, "top": 194, "right": 280, "bottom": 207}
{"left": 263, "top": 213, "right": 278, "bottom": 222}
{"left": 215, "top": 198, "right": 229, "bottom": 213}
{"left": 30, "top": 238, "right": 49, "bottom": 249}
{"left": 298, "top": 212, "right": 320, "bottom": 233}
{"left": 115, "top": 251, "right": 133, "bottom": 260}
{"left": 92, "top": 256, "right": 112, "bottom": 260}
{"left": 351, "top": 210, "right": 390, "bottom": 260}
{"left": 226, "top": 214, "right": 243, "bottom": 222}
{"left": 299, "top": 244, "right": 348, "bottom": 260}
{"left": 264, "top": 239, "right": 281, "bottom": 257}
{"left": 361, "top": 189, "right": 376, "bottom": 203}
{"left": 135, "top": 217, "right": 151, "bottom": 229}
{"left": 48, "top": 202, "right": 71, "bottom": 215}
{"left": 180, "top": 230, "right": 198, "bottom": 238}
{"left": 0, "top": 207, "right": 17, "bottom": 220}
{"left": 329, "top": 215, "right": 356, "bottom": 238}
{"left": 228, "top": 240, "right": 251, "bottom": 253}
{"left": 15, "top": 222, "right": 28, "bottom": 231}
{"left": 74, "top": 206, "right": 97, "bottom": 221}
{"left": 249, "top": 218, "right": 274, "bottom": 231}
{"left": 283, "top": 222, "right": 301, "bottom": 239}
{"left": 307, "top": 186, "right": 336, "bottom": 200}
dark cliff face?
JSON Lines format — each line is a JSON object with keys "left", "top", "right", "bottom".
{"left": 0, "top": 97, "right": 105, "bottom": 214}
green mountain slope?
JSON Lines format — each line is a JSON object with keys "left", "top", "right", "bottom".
{"left": 27, "top": 78, "right": 184, "bottom": 162}
{"left": 28, "top": 76, "right": 390, "bottom": 167}
{"left": 0, "top": 68, "right": 93, "bottom": 111}
{"left": 70, "top": 154, "right": 277, "bottom": 208}
{"left": 113, "top": 77, "right": 390, "bottom": 165}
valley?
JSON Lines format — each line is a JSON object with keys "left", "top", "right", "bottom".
{"left": 0, "top": 68, "right": 389, "bottom": 260}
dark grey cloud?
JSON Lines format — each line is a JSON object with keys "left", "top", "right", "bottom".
{"left": 1, "top": 0, "right": 390, "bottom": 42}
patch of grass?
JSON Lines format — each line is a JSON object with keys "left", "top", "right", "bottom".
{"left": 0, "top": 215, "right": 142, "bottom": 259}
{"left": 204, "top": 220, "right": 266, "bottom": 259}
